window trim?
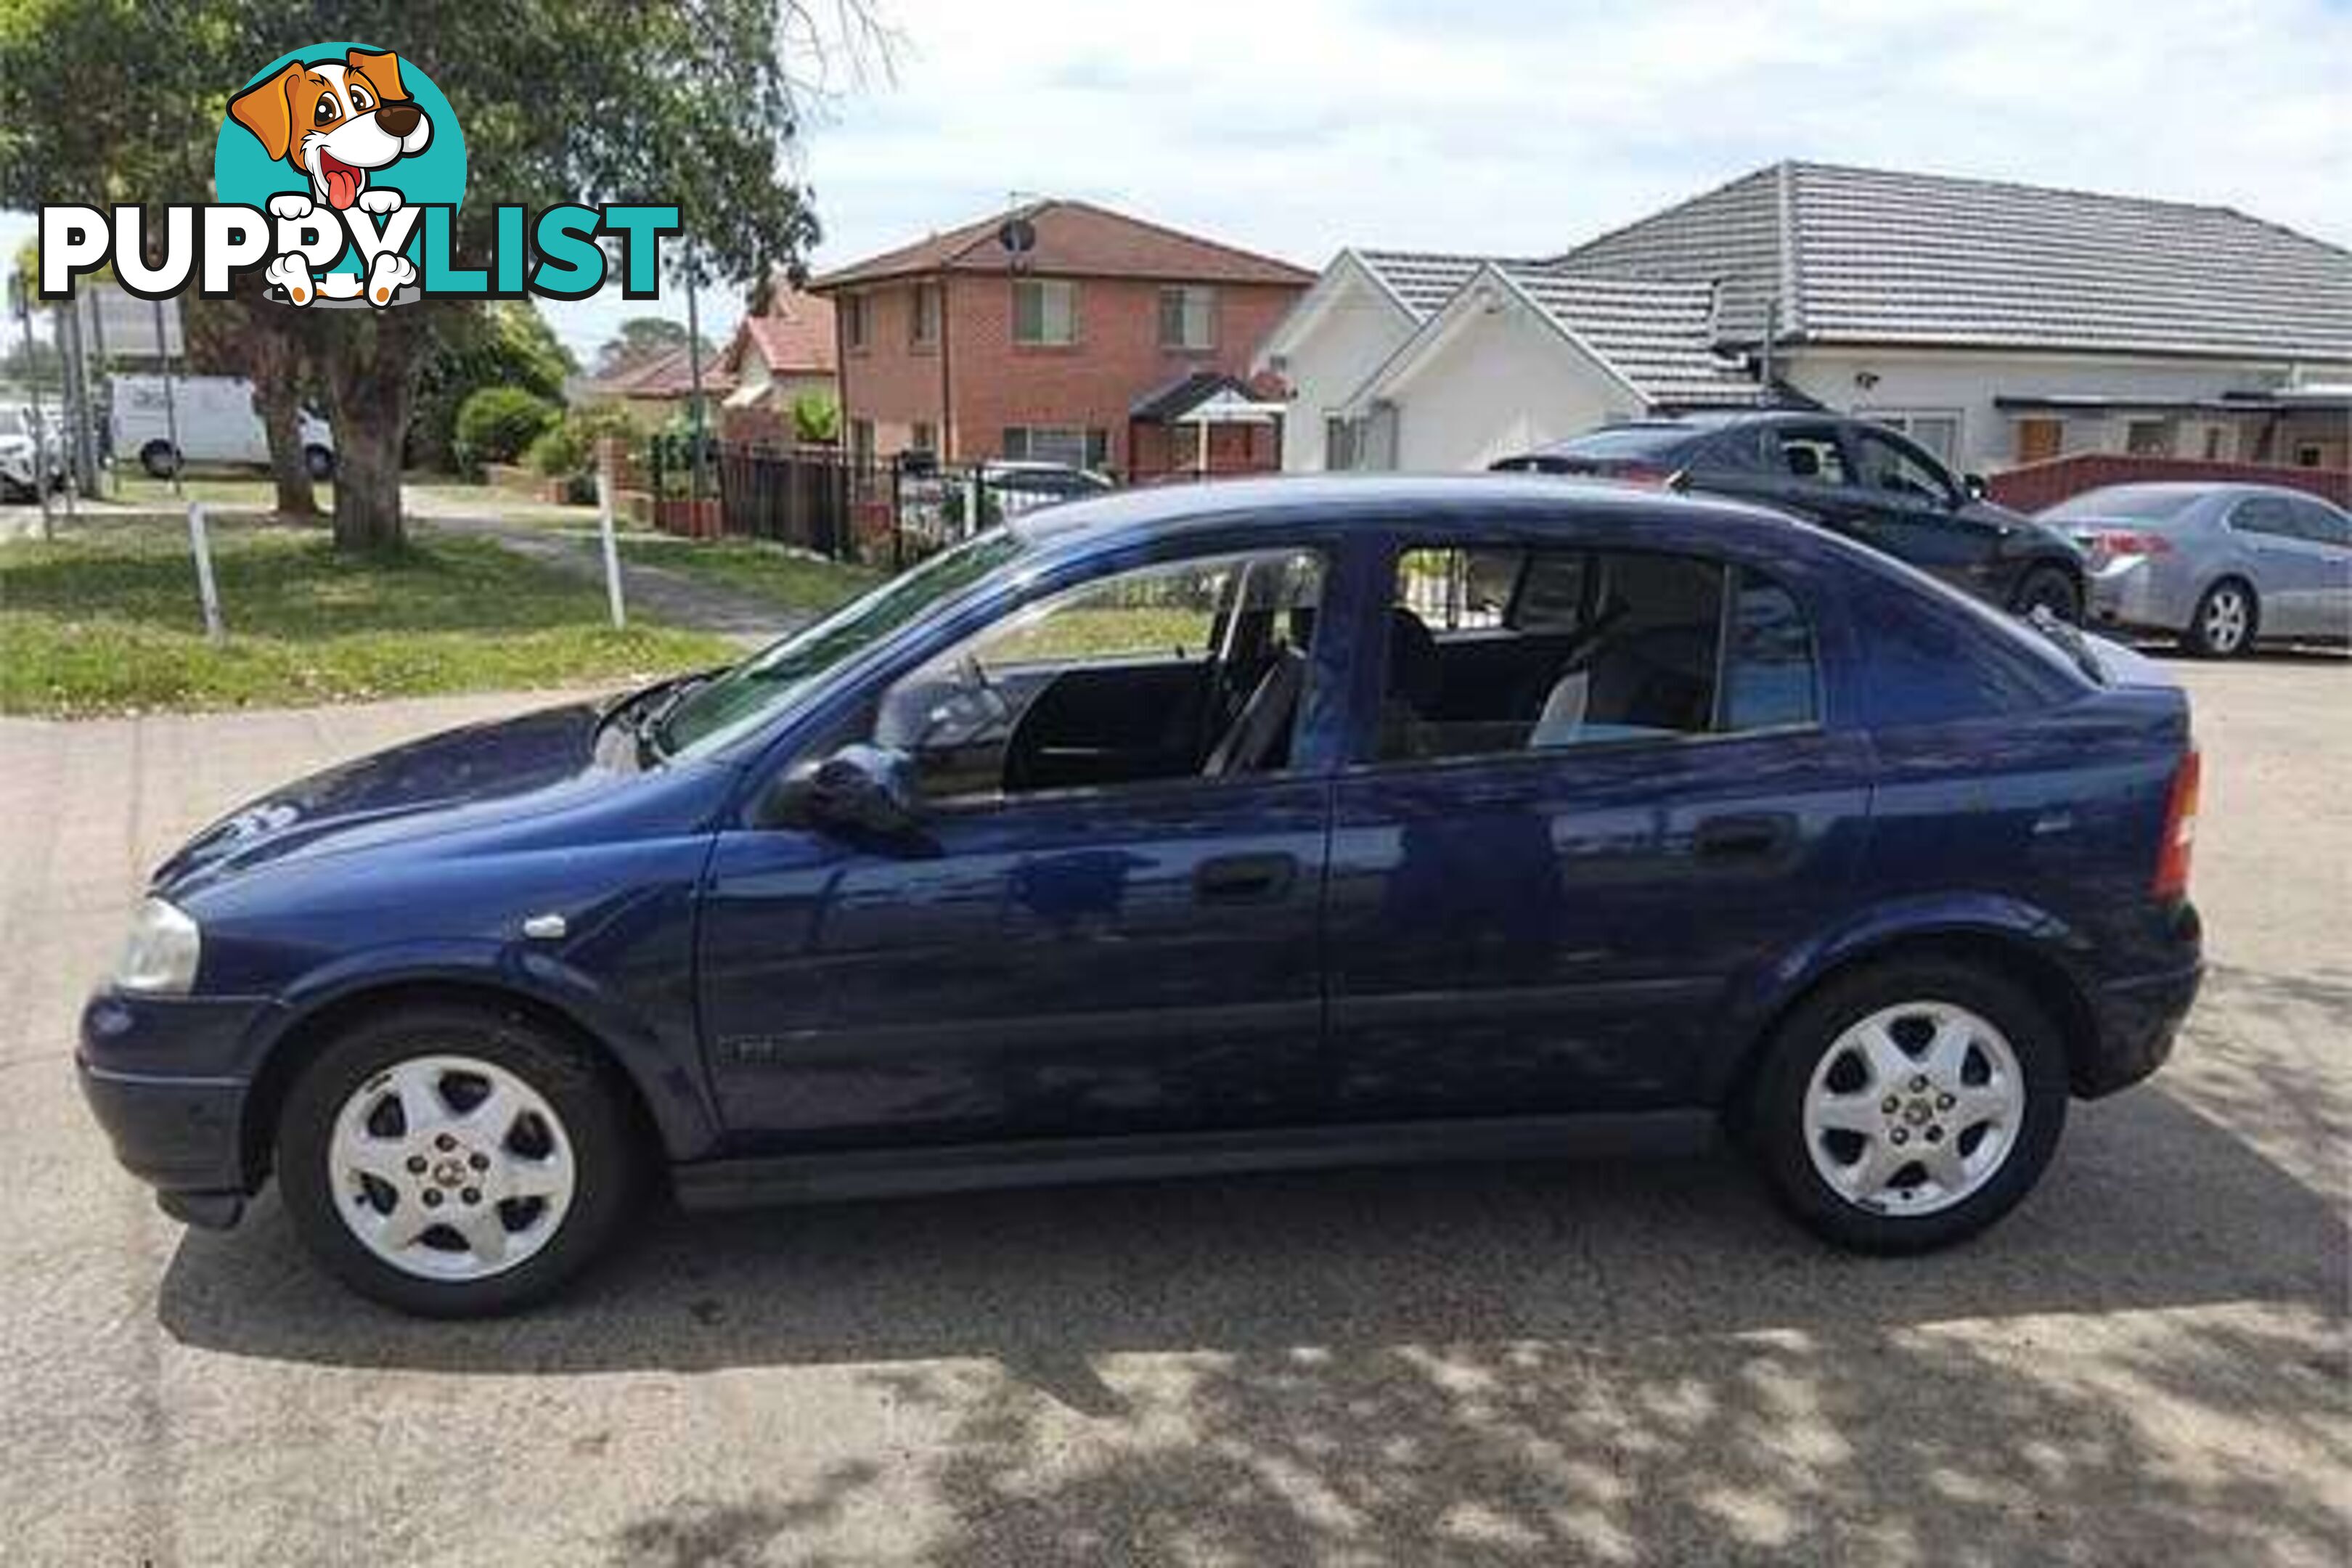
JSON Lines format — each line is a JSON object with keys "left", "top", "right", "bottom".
{"left": 1157, "top": 284, "right": 1217, "bottom": 352}
{"left": 1011, "top": 277, "right": 1079, "bottom": 347}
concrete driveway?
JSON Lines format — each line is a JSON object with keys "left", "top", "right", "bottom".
{"left": 0, "top": 664, "right": 2343, "bottom": 1567}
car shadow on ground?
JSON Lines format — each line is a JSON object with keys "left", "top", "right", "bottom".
{"left": 156, "top": 964, "right": 2350, "bottom": 1566}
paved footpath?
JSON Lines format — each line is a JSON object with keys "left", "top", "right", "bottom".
{"left": 0, "top": 663, "right": 2343, "bottom": 1566}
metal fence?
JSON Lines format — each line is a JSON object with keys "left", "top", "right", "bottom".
{"left": 712, "top": 442, "right": 878, "bottom": 560}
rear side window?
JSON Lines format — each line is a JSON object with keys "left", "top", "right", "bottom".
{"left": 2229, "top": 496, "right": 2298, "bottom": 539}
{"left": 1374, "top": 546, "right": 1819, "bottom": 762}
{"left": 1547, "top": 425, "right": 1701, "bottom": 462}
{"left": 1723, "top": 568, "right": 1818, "bottom": 730}
{"left": 1773, "top": 427, "right": 1852, "bottom": 485}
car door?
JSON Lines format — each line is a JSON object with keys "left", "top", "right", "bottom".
{"left": 1324, "top": 534, "right": 1872, "bottom": 1119}
{"left": 1839, "top": 425, "right": 1996, "bottom": 594}
{"left": 694, "top": 544, "right": 1337, "bottom": 1151}
{"left": 2228, "top": 494, "right": 2327, "bottom": 637}
{"left": 2288, "top": 497, "right": 2352, "bottom": 638}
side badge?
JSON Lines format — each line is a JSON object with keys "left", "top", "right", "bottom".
{"left": 521, "top": 913, "right": 568, "bottom": 941}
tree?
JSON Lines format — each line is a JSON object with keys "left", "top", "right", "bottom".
{"left": 0, "top": 1, "right": 876, "bottom": 551}
{"left": 593, "top": 318, "right": 711, "bottom": 378}
{"left": 410, "top": 301, "right": 574, "bottom": 473}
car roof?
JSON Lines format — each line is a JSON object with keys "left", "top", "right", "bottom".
{"left": 1010, "top": 471, "right": 1847, "bottom": 560}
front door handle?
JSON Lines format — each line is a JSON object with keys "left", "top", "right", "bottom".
{"left": 1195, "top": 852, "right": 1297, "bottom": 904}
{"left": 1694, "top": 813, "right": 1795, "bottom": 861}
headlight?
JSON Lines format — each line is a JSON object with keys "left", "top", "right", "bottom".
{"left": 114, "top": 898, "right": 202, "bottom": 995}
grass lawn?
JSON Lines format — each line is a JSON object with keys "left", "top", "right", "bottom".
{"left": 616, "top": 535, "right": 883, "bottom": 616}
{"left": 0, "top": 521, "right": 734, "bottom": 717}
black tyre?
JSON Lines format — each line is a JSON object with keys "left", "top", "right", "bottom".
{"left": 276, "top": 1003, "right": 640, "bottom": 1316}
{"left": 2012, "top": 564, "right": 2081, "bottom": 624}
{"left": 2180, "top": 578, "right": 2257, "bottom": 658}
{"left": 139, "top": 440, "right": 179, "bottom": 479}
{"left": 1743, "top": 958, "right": 2069, "bottom": 1254}
{"left": 303, "top": 444, "right": 335, "bottom": 481}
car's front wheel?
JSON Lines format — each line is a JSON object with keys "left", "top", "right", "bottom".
{"left": 2012, "top": 564, "right": 2081, "bottom": 624}
{"left": 1744, "top": 959, "right": 2068, "bottom": 1253}
{"left": 277, "top": 1003, "right": 639, "bottom": 1316}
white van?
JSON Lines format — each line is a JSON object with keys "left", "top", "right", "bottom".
{"left": 110, "top": 375, "right": 335, "bottom": 480}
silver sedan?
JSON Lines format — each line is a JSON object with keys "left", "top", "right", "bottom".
{"left": 2043, "top": 483, "right": 2352, "bottom": 656}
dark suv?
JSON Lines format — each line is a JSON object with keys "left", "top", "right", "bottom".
{"left": 1495, "top": 413, "right": 2086, "bottom": 621}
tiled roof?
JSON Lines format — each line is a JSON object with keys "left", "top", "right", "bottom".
{"left": 732, "top": 286, "right": 836, "bottom": 375}
{"left": 1553, "top": 160, "right": 2352, "bottom": 361}
{"left": 588, "top": 345, "right": 735, "bottom": 400}
{"left": 1351, "top": 250, "right": 1516, "bottom": 317}
{"left": 812, "top": 200, "right": 1315, "bottom": 290}
{"left": 1500, "top": 268, "right": 1767, "bottom": 407}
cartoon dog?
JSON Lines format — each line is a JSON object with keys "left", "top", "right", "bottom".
{"left": 229, "top": 49, "right": 430, "bottom": 306}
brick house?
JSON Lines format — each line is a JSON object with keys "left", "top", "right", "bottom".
{"left": 809, "top": 200, "right": 1313, "bottom": 478}
{"left": 716, "top": 285, "right": 838, "bottom": 442}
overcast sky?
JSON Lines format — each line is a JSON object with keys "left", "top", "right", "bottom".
{"left": 7, "top": 0, "right": 2347, "bottom": 364}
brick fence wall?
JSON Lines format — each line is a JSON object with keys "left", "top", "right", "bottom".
{"left": 1989, "top": 453, "right": 2352, "bottom": 512}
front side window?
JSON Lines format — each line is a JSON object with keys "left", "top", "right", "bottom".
{"left": 2229, "top": 495, "right": 2298, "bottom": 539}
{"left": 1850, "top": 430, "right": 1956, "bottom": 507}
{"left": 1375, "top": 545, "right": 1817, "bottom": 762}
{"left": 1158, "top": 285, "right": 1216, "bottom": 350}
{"left": 2290, "top": 499, "right": 2352, "bottom": 548}
{"left": 868, "top": 549, "right": 1325, "bottom": 801}
{"left": 1013, "top": 278, "right": 1077, "bottom": 346}
{"left": 1858, "top": 411, "right": 1961, "bottom": 465}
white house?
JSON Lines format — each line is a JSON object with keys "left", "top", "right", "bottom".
{"left": 1257, "top": 160, "right": 2352, "bottom": 478}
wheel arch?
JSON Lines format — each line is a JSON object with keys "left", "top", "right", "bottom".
{"left": 1715, "top": 922, "right": 2102, "bottom": 1126}
{"left": 237, "top": 973, "right": 711, "bottom": 1192}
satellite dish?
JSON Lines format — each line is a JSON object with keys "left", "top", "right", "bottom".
{"left": 997, "top": 216, "right": 1037, "bottom": 255}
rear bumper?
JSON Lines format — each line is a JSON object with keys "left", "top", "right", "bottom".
{"left": 2075, "top": 902, "right": 2204, "bottom": 1098}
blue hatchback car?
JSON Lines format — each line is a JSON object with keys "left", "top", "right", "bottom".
{"left": 78, "top": 477, "right": 2204, "bottom": 1315}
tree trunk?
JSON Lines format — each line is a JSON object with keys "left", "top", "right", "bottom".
{"left": 309, "top": 308, "right": 422, "bottom": 552}
{"left": 246, "top": 323, "right": 317, "bottom": 520}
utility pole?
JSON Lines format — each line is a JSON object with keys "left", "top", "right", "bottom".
{"left": 685, "top": 252, "right": 709, "bottom": 518}
{"left": 153, "top": 297, "right": 183, "bottom": 499}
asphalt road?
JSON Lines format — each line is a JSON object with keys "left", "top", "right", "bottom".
{"left": 0, "top": 661, "right": 2344, "bottom": 1567}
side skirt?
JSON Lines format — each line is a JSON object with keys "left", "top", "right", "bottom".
{"left": 670, "top": 1109, "right": 1723, "bottom": 1211}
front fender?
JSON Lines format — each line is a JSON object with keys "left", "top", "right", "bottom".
{"left": 1699, "top": 891, "right": 2091, "bottom": 1101}
{"left": 242, "top": 938, "right": 724, "bottom": 1163}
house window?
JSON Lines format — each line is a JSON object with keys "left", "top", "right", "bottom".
{"left": 841, "top": 294, "right": 868, "bottom": 352}
{"left": 1013, "top": 279, "right": 1077, "bottom": 346}
{"left": 2295, "top": 444, "right": 2324, "bottom": 468}
{"left": 1159, "top": 285, "right": 1216, "bottom": 351}
{"left": 1003, "top": 425, "right": 1107, "bottom": 470}
{"left": 910, "top": 421, "right": 937, "bottom": 457}
{"left": 910, "top": 282, "right": 939, "bottom": 348}
{"left": 1324, "top": 416, "right": 1356, "bottom": 471}
{"left": 2126, "top": 418, "right": 2176, "bottom": 457}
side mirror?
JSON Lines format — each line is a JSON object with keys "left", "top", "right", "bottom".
{"left": 765, "top": 743, "right": 922, "bottom": 837}
{"left": 1961, "top": 473, "right": 1989, "bottom": 502}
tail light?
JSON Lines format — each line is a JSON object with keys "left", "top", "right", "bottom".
{"left": 2153, "top": 746, "right": 2200, "bottom": 899}
{"left": 2088, "top": 529, "right": 2174, "bottom": 562}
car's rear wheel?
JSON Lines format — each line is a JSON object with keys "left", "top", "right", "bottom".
{"left": 277, "top": 1003, "right": 638, "bottom": 1316}
{"left": 2181, "top": 579, "right": 2256, "bottom": 658}
{"left": 2012, "top": 565, "right": 2081, "bottom": 624}
{"left": 139, "top": 440, "right": 179, "bottom": 480}
{"left": 1744, "top": 959, "right": 2068, "bottom": 1253}
{"left": 303, "top": 444, "right": 335, "bottom": 481}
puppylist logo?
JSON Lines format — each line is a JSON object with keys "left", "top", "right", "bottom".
{"left": 38, "top": 42, "right": 679, "bottom": 309}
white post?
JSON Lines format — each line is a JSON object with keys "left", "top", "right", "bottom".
{"left": 187, "top": 502, "right": 224, "bottom": 644}
{"left": 963, "top": 465, "right": 981, "bottom": 538}
{"left": 596, "top": 437, "right": 626, "bottom": 629}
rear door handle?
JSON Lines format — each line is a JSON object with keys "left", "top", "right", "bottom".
{"left": 1195, "top": 852, "right": 1297, "bottom": 904}
{"left": 1694, "top": 813, "right": 1795, "bottom": 861}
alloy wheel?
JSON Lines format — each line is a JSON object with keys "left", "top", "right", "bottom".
{"left": 2202, "top": 587, "right": 2250, "bottom": 655}
{"left": 327, "top": 1053, "right": 576, "bottom": 1281}
{"left": 1800, "top": 1002, "right": 2025, "bottom": 1217}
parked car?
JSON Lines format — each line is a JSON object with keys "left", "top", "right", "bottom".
{"left": 979, "top": 459, "right": 1116, "bottom": 513}
{"left": 78, "top": 475, "right": 2202, "bottom": 1316}
{"left": 2043, "top": 483, "right": 2352, "bottom": 657}
{"left": 0, "top": 405, "right": 65, "bottom": 500}
{"left": 1494, "top": 413, "right": 2086, "bottom": 621}
{"left": 109, "top": 373, "right": 335, "bottom": 481}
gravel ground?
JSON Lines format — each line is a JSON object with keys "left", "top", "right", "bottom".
{"left": 0, "top": 658, "right": 2343, "bottom": 1567}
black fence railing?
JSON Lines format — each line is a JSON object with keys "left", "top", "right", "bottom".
{"left": 714, "top": 443, "right": 878, "bottom": 560}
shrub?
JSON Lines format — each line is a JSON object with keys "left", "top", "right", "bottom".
{"left": 454, "top": 386, "right": 559, "bottom": 468}
{"left": 791, "top": 391, "right": 841, "bottom": 444}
